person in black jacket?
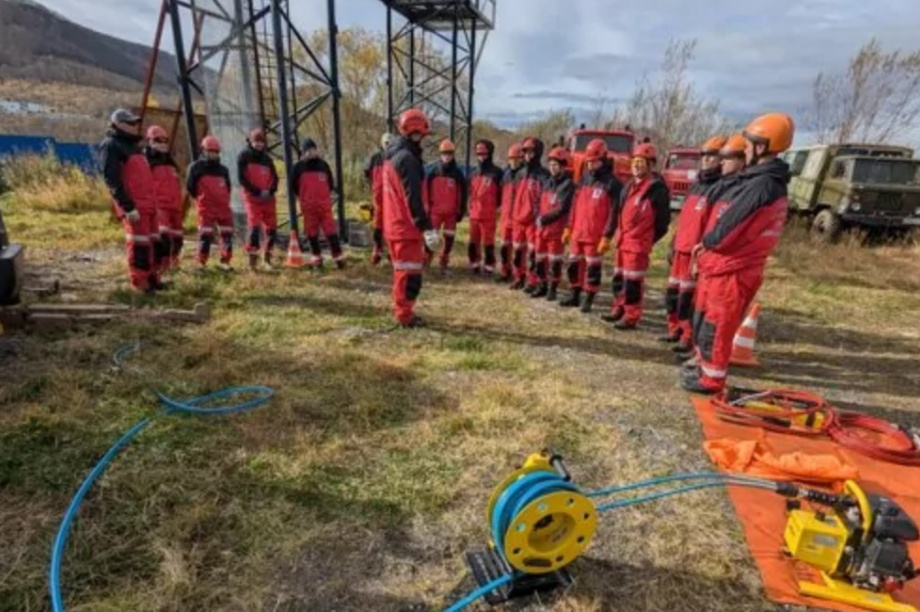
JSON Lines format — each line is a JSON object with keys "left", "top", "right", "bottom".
{"left": 289, "top": 138, "right": 345, "bottom": 269}
{"left": 532, "top": 146, "right": 576, "bottom": 300}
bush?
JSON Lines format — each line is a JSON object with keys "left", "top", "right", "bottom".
{"left": 0, "top": 154, "right": 110, "bottom": 214}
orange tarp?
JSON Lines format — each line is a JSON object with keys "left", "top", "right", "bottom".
{"left": 692, "top": 396, "right": 920, "bottom": 612}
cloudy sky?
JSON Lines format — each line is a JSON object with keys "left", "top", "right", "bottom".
{"left": 38, "top": 0, "right": 920, "bottom": 140}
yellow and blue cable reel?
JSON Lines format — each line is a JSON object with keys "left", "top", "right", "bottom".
{"left": 467, "top": 450, "right": 598, "bottom": 604}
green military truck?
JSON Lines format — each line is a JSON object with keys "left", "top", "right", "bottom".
{"left": 781, "top": 143, "right": 920, "bottom": 242}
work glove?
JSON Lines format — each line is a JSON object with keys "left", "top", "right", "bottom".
{"left": 424, "top": 230, "right": 441, "bottom": 253}
{"left": 259, "top": 189, "right": 272, "bottom": 199}
{"left": 358, "top": 203, "right": 374, "bottom": 223}
{"left": 597, "top": 237, "right": 611, "bottom": 255}
{"left": 562, "top": 228, "right": 572, "bottom": 245}
{"left": 125, "top": 209, "right": 141, "bottom": 224}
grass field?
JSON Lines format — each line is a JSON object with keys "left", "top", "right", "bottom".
{"left": 2, "top": 169, "right": 920, "bottom": 612}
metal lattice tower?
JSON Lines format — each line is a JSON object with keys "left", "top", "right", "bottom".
{"left": 381, "top": 0, "right": 496, "bottom": 168}
{"left": 139, "top": 0, "right": 346, "bottom": 238}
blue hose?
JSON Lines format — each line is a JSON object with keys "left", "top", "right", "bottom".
{"left": 587, "top": 472, "right": 774, "bottom": 498}
{"left": 440, "top": 574, "right": 514, "bottom": 612}
{"left": 48, "top": 386, "right": 273, "bottom": 612}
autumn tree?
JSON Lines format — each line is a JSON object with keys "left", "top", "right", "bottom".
{"left": 606, "top": 40, "right": 735, "bottom": 150}
{"left": 808, "top": 38, "right": 920, "bottom": 144}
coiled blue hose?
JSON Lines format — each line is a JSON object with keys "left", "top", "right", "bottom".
{"left": 48, "top": 385, "right": 273, "bottom": 612}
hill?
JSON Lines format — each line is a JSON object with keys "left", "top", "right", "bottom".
{"left": 0, "top": 0, "right": 173, "bottom": 92}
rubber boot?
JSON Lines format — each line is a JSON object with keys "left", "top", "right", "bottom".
{"left": 560, "top": 288, "right": 582, "bottom": 308}
{"left": 523, "top": 283, "right": 538, "bottom": 295}
{"left": 601, "top": 307, "right": 625, "bottom": 324}
{"left": 580, "top": 292, "right": 595, "bottom": 313}
{"left": 530, "top": 282, "right": 548, "bottom": 298}
{"left": 511, "top": 278, "right": 526, "bottom": 290}
{"left": 546, "top": 283, "right": 558, "bottom": 302}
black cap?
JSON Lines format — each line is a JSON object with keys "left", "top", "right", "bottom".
{"left": 110, "top": 108, "right": 141, "bottom": 125}
{"left": 301, "top": 138, "right": 317, "bottom": 151}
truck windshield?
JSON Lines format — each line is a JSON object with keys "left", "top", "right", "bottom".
{"left": 572, "top": 133, "right": 634, "bottom": 154}
{"left": 851, "top": 160, "right": 920, "bottom": 186}
{"left": 667, "top": 154, "right": 700, "bottom": 170}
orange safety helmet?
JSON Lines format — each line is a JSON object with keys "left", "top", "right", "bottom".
{"left": 439, "top": 139, "right": 456, "bottom": 154}
{"left": 146, "top": 125, "right": 168, "bottom": 141}
{"left": 720, "top": 134, "right": 747, "bottom": 157}
{"left": 507, "top": 143, "right": 523, "bottom": 159}
{"left": 633, "top": 142, "right": 657, "bottom": 161}
{"left": 585, "top": 138, "right": 608, "bottom": 162}
{"left": 701, "top": 135, "right": 728, "bottom": 156}
{"left": 547, "top": 146, "right": 569, "bottom": 165}
{"left": 248, "top": 128, "right": 266, "bottom": 143}
{"left": 743, "top": 112, "right": 795, "bottom": 154}
{"left": 201, "top": 135, "right": 222, "bottom": 153}
{"left": 522, "top": 137, "right": 539, "bottom": 151}
{"left": 398, "top": 108, "right": 430, "bottom": 136}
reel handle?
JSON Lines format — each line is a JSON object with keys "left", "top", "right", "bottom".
{"left": 544, "top": 448, "right": 572, "bottom": 482}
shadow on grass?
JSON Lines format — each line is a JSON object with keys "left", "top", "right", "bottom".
{"left": 759, "top": 308, "right": 920, "bottom": 356}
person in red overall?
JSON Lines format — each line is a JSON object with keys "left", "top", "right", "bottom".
{"left": 682, "top": 113, "right": 794, "bottom": 394}
{"left": 511, "top": 137, "right": 547, "bottom": 291}
{"left": 496, "top": 143, "right": 524, "bottom": 283}
{"left": 599, "top": 142, "right": 671, "bottom": 329}
{"left": 382, "top": 108, "right": 441, "bottom": 328}
{"left": 289, "top": 138, "right": 345, "bottom": 269}
{"left": 561, "top": 139, "right": 622, "bottom": 313}
{"left": 144, "top": 125, "right": 185, "bottom": 274}
{"left": 531, "top": 147, "right": 576, "bottom": 301}
{"left": 363, "top": 132, "right": 392, "bottom": 265}
{"left": 237, "top": 128, "right": 279, "bottom": 271}
{"left": 467, "top": 139, "right": 504, "bottom": 275}
{"left": 98, "top": 109, "right": 162, "bottom": 293}
{"left": 680, "top": 134, "right": 749, "bottom": 368}
{"left": 427, "top": 139, "right": 467, "bottom": 272}
{"left": 187, "top": 135, "right": 234, "bottom": 271}
{"left": 663, "top": 135, "right": 727, "bottom": 350}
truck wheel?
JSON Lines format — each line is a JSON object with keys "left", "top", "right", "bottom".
{"left": 811, "top": 209, "right": 842, "bottom": 244}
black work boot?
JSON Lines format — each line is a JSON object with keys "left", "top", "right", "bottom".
{"left": 601, "top": 307, "right": 625, "bottom": 324}
{"left": 580, "top": 292, "right": 596, "bottom": 313}
{"left": 530, "top": 283, "right": 548, "bottom": 298}
{"left": 510, "top": 278, "right": 525, "bottom": 290}
{"left": 560, "top": 288, "right": 582, "bottom": 308}
{"left": 546, "top": 283, "right": 558, "bottom": 302}
{"left": 523, "top": 283, "right": 538, "bottom": 295}
{"left": 614, "top": 318, "right": 638, "bottom": 331}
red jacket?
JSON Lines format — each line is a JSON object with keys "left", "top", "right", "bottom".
{"left": 512, "top": 138, "right": 546, "bottom": 227}
{"left": 145, "top": 148, "right": 183, "bottom": 212}
{"left": 606, "top": 173, "right": 671, "bottom": 253}
{"left": 382, "top": 136, "right": 431, "bottom": 242}
{"left": 672, "top": 168, "right": 721, "bottom": 253}
{"left": 98, "top": 128, "right": 157, "bottom": 213}
{"left": 499, "top": 165, "right": 522, "bottom": 231}
{"left": 427, "top": 161, "right": 467, "bottom": 220}
{"left": 237, "top": 146, "right": 278, "bottom": 206}
{"left": 364, "top": 150, "right": 385, "bottom": 209}
{"left": 699, "top": 159, "right": 790, "bottom": 276}
{"left": 570, "top": 161, "right": 621, "bottom": 244}
{"left": 467, "top": 160, "right": 504, "bottom": 221}
{"left": 537, "top": 174, "right": 575, "bottom": 240}
{"left": 186, "top": 159, "right": 232, "bottom": 213}
{"left": 290, "top": 157, "right": 334, "bottom": 211}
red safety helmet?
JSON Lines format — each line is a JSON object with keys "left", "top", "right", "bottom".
{"left": 633, "top": 142, "right": 657, "bottom": 161}
{"left": 398, "top": 108, "right": 430, "bottom": 136}
{"left": 585, "top": 138, "right": 607, "bottom": 162}
{"left": 439, "top": 139, "right": 456, "bottom": 153}
{"left": 548, "top": 146, "right": 569, "bottom": 165}
{"left": 249, "top": 128, "right": 266, "bottom": 143}
{"left": 522, "top": 137, "right": 539, "bottom": 151}
{"left": 201, "top": 135, "right": 222, "bottom": 153}
{"left": 508, "top": 143, "right": 523, "bottom": 159}
{"left": 146, "top": 125, "right": 168, "bottom": 141}
{"left": 475, "top": 141, "right": 490, "bottom": 156}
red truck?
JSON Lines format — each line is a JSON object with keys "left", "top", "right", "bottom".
{"left": 567, "top": 128, "right": 636, "bottom": 185}
{"left": 661, "top": 147, "right": 701, "bottom": 209}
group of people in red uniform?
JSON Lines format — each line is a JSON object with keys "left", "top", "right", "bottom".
{"left": 101, "top": 105, "right": 793, "bottom": 394}
{"left": 370, "top": 107, "right": 794, "bottom": 394}
{"left": 99, "top": 109, "right": 346, "bottom": 292}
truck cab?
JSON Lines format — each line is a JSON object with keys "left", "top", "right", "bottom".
{"left": 662, "top": 148, "right": 701, "bottom": 209}
{"left": 568, "top": 129, "right": 635, "bottom": 185}
{"left": 782, "top": 143, "right": 920, "bottom": 242}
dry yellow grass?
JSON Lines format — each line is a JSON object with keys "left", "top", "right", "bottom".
{"left": 1, "top": 191, "right": 919, "bottom": 612}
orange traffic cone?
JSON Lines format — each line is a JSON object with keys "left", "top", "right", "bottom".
{"left": 285, "top": 230, "right": 306, "bottom": 268}
{"left": 730, "top": 302, "right": 761, "bottom": 367}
